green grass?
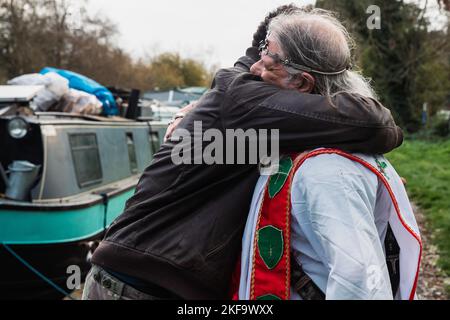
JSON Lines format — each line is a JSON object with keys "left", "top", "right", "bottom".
{"left": 387, "top": 139, "right": 450, "bottom": 292}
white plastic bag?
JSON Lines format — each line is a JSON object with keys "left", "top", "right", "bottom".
{"left": 32, "top": 90, "right": 60, "bottom": 111}
{"left": 43, "top": 72, "right": 69, "bottom": 98}
{"left": 7, "top": 74, "right": 50, "bottom": 86}
{"left": 57, "top": 89, "right": 103, "bottom": 115}
{"left": 8, "top": 72, "right": 69, "bottom": 111}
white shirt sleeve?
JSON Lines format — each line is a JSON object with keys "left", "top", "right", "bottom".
{"left": 291, "top": 154, "right": 394, "bottom": 300}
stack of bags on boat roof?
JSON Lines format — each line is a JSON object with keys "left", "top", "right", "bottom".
{"left": 7, "top": 67, "right": 119, "bottom": 116}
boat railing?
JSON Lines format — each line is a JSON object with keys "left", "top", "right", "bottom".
{"left": 34, "top": 112, "right": 134, "bottom": 123}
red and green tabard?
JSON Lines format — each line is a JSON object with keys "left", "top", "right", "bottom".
{"left": 250, "top": 153, "right": 306, "bottom": 300}
{"left": 247, "top": 149, "right": 422, "bottom": 301}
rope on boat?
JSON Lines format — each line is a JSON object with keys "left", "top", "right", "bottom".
{"left": 2, "top": 193, "right": 111, "bottom": 300}
{"left": 2, "top": 243, "right": 78, "bottom": 300}
{"left": 100, "top": 192, "right": 109, "bottom": 231}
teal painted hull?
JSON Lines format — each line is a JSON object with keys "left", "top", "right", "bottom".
{"left": 0, "top": 189, "right": 134, "bottom": 245}
{"left": 0, "top": 188, "right": 135, "bottom": 299}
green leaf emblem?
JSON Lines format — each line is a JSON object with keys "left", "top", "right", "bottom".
{"left": 268, "top": 157, "right": 293, "bottom": 198}
{"left": 257, "top": 294, "right": 282, "bottom": 301}
{"left": 376, "top": 158, "right": 390, "bottom": 180}
{"left": 258, "top": 225, "right": 284, "bottom": 270}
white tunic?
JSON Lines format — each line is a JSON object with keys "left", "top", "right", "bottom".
{"left": 239, "top": 153, "right": 421, "bottom": 300}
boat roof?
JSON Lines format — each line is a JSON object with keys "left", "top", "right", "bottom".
{"left": 0, "top": 112, "right": 159, "bottom": 127}
{"left": 32, "top": 113, "right": 151, "bottom": 126}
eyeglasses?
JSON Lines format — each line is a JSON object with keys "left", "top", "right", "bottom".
{"left": 258, "top": 40, "right": 349, "bottom": 76}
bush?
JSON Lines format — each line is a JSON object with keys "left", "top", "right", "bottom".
{"left": 432, "top": 116, "right": 450, "bottom": 137}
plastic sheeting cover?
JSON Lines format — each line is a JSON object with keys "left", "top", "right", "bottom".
{"left": 40, "top": 67, "right": 118, "bottom": 116}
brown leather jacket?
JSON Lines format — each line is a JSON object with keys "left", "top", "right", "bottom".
{"left": 92, "top": 47, "right": 403, "bottom": 299}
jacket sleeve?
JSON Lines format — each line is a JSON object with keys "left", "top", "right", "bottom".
{"left": 221, "top": 73, "right": 403, "bottom": 155}
{"left": 233, "top": 47, "right": 260, "bottom": 72}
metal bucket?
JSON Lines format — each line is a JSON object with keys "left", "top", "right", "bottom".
{"left": 5, "top": 161, "right": 41, "bottom": 201}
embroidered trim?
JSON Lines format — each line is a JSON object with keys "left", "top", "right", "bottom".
{"left": 250, "top": 188, "right": 266, "bottom": 300}
{"left": 250, "top": 152, "right": 307, "bottom": 300}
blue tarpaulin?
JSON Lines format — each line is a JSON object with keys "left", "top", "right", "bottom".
{"left": 40, "top": 67, "right": 118, "bottom": 116}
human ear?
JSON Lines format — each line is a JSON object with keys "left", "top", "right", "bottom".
{"left": 293, "top": 72, "right": 315, "bottom": 93}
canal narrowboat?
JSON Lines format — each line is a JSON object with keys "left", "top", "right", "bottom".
{"left": 0, "top": 85, "right": 167, "bottom": 299}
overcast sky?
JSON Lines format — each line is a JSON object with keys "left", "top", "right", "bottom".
{"left": 88, "top": 0, "right": 316, "bottom": 68}
{"left": 87, "top": 0, "right": 447, "bottom": 68}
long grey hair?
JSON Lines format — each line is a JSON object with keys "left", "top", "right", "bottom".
{"left": 268, "top": 9, "right": 377, "bottom": 99}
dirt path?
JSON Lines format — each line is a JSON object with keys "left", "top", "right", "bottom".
{"left": 414, "top": 204, "right": 449, "bottom": 300}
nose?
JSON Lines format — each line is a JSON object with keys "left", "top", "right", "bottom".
{"left": 250, "top": 60, "right": 264, "bottom": 76}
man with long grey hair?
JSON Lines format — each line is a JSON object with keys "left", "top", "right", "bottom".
{"left": 250, "top": 8, "right": 376, "bottom": 97}
{"left": 236, "top": 9, "right": 421, "bottom": 300}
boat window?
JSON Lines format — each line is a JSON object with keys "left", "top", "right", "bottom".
{"left": 127, "top": 133, "right": 138, "bottom": 174}
{"left": 69, "top": 133, "right": 103, "bottom": 188}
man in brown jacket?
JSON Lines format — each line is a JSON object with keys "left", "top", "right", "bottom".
{"left": 84, "top": 6, "right": 403, "bottom": 300}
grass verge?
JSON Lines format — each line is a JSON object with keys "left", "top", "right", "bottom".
{"left": 387, "top": 139, "right": 450, "bottom": 293}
